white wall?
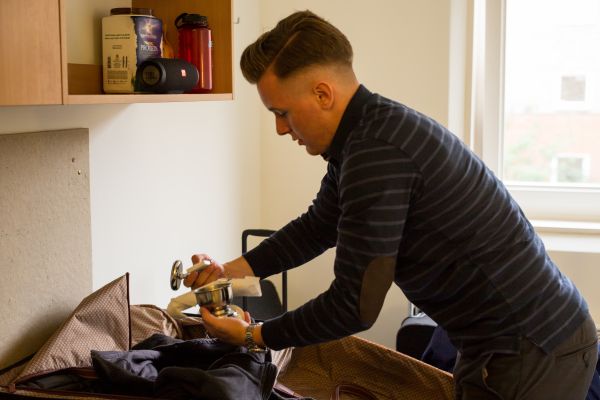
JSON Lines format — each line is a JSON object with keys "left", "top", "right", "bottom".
{"left": 550, "top": 251, "right": 600, "bottom": 324}
{"left": 1, "top": 0, "right": 598, "bottom": 353}
{"left": 0, "top": 0, "right": 263, "bottom": 308}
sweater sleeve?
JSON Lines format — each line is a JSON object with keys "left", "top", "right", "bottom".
{"left": 260, "top": 139, "right": 422, "bottom": 350}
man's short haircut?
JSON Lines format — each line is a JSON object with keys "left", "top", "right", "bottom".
{"left": 240, "top": 10, "right": 353, "bottom": 84}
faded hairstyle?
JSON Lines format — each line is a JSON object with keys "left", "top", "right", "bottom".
{"left": 240, "top": 10, "right": 353, "bottom": 84}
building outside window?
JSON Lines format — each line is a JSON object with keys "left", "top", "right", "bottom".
{"left": 473, "top": 0, "right": 600, "bottom": 223}
{"left": 503, "top": 0, "right": 600, "bottom": 187}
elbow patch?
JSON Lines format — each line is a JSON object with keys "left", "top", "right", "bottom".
{"left": 359, "top": 256, "right": 396, "bottom": 326}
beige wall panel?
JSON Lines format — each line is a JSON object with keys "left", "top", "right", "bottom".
{"left": 0, "top": 129, "right": 91, "bottom": 369}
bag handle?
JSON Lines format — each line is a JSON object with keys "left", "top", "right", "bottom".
{"left": 331, "top": 383, "right": 378, "bottom": 400}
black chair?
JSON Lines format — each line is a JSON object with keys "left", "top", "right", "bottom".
{"left": 231, "top": 229, "right": 287, "bottom": 320}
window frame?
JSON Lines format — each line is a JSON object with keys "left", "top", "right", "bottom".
{"left": 470, "top": 0, "right": 600, "bottom": 225}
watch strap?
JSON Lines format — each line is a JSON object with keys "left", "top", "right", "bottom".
{"left": 245, "top": 322, "right": 267, "bottom": 352}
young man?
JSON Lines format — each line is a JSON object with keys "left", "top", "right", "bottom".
{"left": 186, "top": 10, "right": 598, "bottom": 399}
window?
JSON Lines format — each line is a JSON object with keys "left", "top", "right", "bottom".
{"left": 471, "top": 0, "right": 600, "bottom": 223}
{"left": 551, "top": 153, "right": 591, "bottom": 183}
{"left": 560, "top": 75, "right": 586, "bottom": 103}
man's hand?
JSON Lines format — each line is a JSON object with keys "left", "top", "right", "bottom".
{"left": 183, "top": 254, "right": 257, "bottom": 289}
{"left": 183, "top": 253, "right": 226, "bottom": 289}
{"left": 200, "top": 307, "right": 253, "bottom": 346}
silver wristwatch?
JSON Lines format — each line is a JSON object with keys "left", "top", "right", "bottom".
{"left": 245, "top": 322, "right": 267, "bottom": 353}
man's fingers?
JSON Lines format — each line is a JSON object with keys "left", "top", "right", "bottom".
{"left": 206, "top": 267, "right": 222, "bottom": 284}
{"left": 200, "top": 307, "right": 215, "bottom": 335}
{"left": 200, "top": 306, "right": 212, "bottom": 321}
{"left": 191, "top": 253, "right": 210, "bottom": 264}
{"left": 182, "top": 264, "right": 216, "bottom": 289}
{"left": 193, "top": 265, "right": 217, "bottom": 289}
{"left": 183, "top": 271, "right": 199, "bottom": 287}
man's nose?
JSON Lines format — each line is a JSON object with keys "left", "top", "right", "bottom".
{"left": 275, "top": 116, "right": 290, "bottom": 136}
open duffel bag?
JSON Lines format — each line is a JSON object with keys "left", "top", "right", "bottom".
{"left": 0, "top": 274, "right": 454, "bottom": 399}
{"left": 0, "top": 274, "right": 287, "bottom": 400}
{"left": 277, "top": 335, "right": 454, "bottom": 400}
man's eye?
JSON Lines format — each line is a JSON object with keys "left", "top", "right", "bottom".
{"left": 275, "top": 111, "right": 287, "bottom": 117}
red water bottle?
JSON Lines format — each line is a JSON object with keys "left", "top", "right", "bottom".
{"left": 175, "top": 13, "right": 212, "bottom": 93}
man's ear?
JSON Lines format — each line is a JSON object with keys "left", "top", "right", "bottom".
{"left": 314, "top": 82, "right": 334, "bottom": 110}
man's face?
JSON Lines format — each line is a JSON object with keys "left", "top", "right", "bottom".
{"left": 257, "top": 69, "right": 333, "bottom": 156}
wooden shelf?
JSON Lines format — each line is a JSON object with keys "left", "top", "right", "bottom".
{"left": 65, "top": 62, "right": 233, "bottom": 104}
{"left": 61, "top": 0, "right": 233, "bottom": 105}
{"left": 64, "top": 93, "right": 233, "bottom": 105}
{"left": 1, "top": 0, "right": 233, "bottom": 106}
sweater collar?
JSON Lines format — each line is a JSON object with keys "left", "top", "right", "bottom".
{"left": 322, "top": 84, "right": 373, "bottom": 163}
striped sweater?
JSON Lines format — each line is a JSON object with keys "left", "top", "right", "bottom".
{"left": 244, "top": 85, "right": 589, "bottom": 353}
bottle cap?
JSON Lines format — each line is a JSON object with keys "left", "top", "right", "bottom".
{"left": 110, "top": 8, "right": 154, "bottom": 16}
{"left": 175, "top": 13, "right": 209, "bottom": 28}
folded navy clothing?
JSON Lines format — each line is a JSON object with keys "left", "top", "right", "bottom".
{"left": 420, "top": 325, "right": 456, "bottom": 374}
{"left": 589, "top": 372, "right": 600, "bottom": 400}
{"left": 587, "top": 346, "right": 600, "bottom": 400}
{"left": 91, "top": 333, "right": 288, "bottom": 400}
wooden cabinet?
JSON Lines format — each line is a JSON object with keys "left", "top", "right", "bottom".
{"left": 0, "top": 0, "right": 233, "bottom": 106}
{"left": 0, "top": 0, "right": 62, "bottom": 105}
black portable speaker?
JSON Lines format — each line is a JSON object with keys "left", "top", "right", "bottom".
{"left": 135, "top": 58, "right": 199, "bottom": 94}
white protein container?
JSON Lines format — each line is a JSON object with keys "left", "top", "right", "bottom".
{"left": 102, "top": 8, "right": 162, "bottom": 93}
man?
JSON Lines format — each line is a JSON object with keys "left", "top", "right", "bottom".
{"left": 185, "top": 10, "right": 598, "bottom": 399}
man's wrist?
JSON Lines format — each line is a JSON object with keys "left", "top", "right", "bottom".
{"left": 245, "top": 322, "right": 267, "bottom": 352}
{"left": 224, "top": 256, "right": 256, "bottom": 279}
